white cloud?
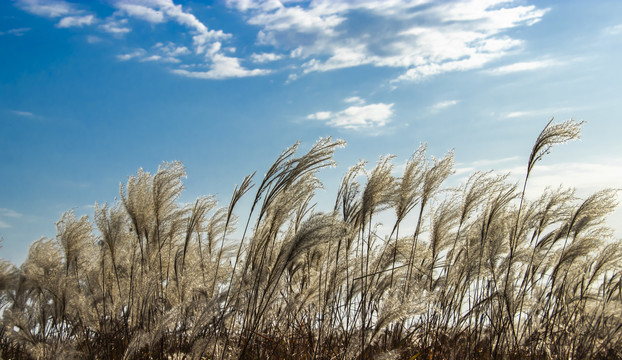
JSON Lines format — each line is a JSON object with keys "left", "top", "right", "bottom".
{"left": 111, "top": 0, "right": 230, "bottom": 55}
{"left": 344, "top": 96, "right": 365, "bottom": 105}
{"left": 17, "top": 0, "right": 75, "bottom": 18}
{"left": 154, "top": 42, "right": 190, "bottom": 57}
{"left": 225, "top": 0, "right": 283, "bottom": 12}
{"left": 488, "top": 59, "right": 558, "bottom": 75}
{"left": 302, "top": 44, "right": 370, "bottom": 73}
{"left": 503, "top": 106, "right": 583, "bottom": 119}
{"left": 603, "top": 24, "right": 622, "bottom": 36}
{"left": 57, "top": 15, "right": 95, "bottom": 28}
{"left": 228, "top": 0, "right": 549, "bottom": 82}
{"left": 250, "top": 52, "right": 283, "bottom": 63}
{"left": 309, "top": 111, "right": 332, "bottom": 120}
{"left": 17, "top": 0, "right": 98, "bottom": 29}
{"left": 506, "top": 111, "right": 535, "bottom": 119}
{"left": 141, "top": 55, "right": 162, "bottom": 62}
{"left": 116, "top": 42, "right": 193, "bottom": 66}
{"left": 171, "top": 54, "right": 271, "bottom": 79}
{"left": 101, "top": 18, "right": 132, "bottom": 34}
{"left": 307, "top": 100, "right": 394, "bottom": 130}
{"left": 248, "top": 5, "right": 345, "bottom": 35}
{"left": 395, "top": 49, "right": 512, "bottom": 82}
{"left": 116, "top": 3, "right": 165, "bottom": 23}
{"left": 116, "top": 49, "right": 146, "bottom": 61}
{"left": 13, "top": 0, "right": 550, "bottom": 83}
{"left": 140, "top": 54, "right": 180, "bottom": 63}
{"left": 0, "top": 28, "right": 31, "bottom": 36}
{"left": 12, "top": 110, "right": 35, "bottom": 117}
{"left": 431, "top": 100, "right": 459, "bottom": 111}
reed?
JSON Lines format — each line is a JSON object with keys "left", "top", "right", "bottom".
{"left": 1, "top": 120, "right": 620, "bottom": 360}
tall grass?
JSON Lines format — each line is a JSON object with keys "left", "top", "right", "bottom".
{"left": 1, "top": 120, "right": 621, "bottom": 359}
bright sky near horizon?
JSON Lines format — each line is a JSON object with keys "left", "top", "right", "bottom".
{"left": 1, "top": 0, "right": 622, "bottom": 265}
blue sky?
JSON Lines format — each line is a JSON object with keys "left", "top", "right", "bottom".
{"left": 1, "top": 0, "right": 622, "bottom": 264}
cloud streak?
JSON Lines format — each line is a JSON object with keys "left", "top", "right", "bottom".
{"left": 0, "top": 28, "right": 31, "bottom": 36}
{"left": 12, "top": 110, "right": 35, "bottom": 117}
{"left": 431, "top": 100, "right": 459, "bottom": 111}
{"left": 488, "top": 59, "right": 559, "bottom": 75}
{"left": 0, "top": 208, "right": 22, "bottom": 229}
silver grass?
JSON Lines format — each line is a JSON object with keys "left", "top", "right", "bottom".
{"left": 393, "top": 145, "right": 427, "bottom": 226}
{"left": 335, "top": 160, "right": 365, "bottom": 227}
{"left": 361, "top": 155, "right": 395, "bottom": 222}
{"left": 2, "top": 121, "right": 622, "bottom": 360}
{"left": 56, "top": 211, "right": 94, "bottom": 276}
{"left": 405, "top": 150, "right": 454, "bottom": 292}
{"left": 526, "top": 118, "right": 584, "bottom": 178}
{"left": 567, "top": 189, "right": 618, "bottom": 238}
{"left": 181, "top": 195, "right": 216, "bottom": 272}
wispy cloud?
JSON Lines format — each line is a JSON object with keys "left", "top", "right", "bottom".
{"left": 14, "top": 0, "right": 549, "bottom": 82}
{"left": 154, "top": 42, "right": 190, "bottom": 57}
{"left": 12, "top": 110, "right": 35, "bottom": 117}
{"left": 603, "top": 23, "right": 622, "bottom": 36}
{"left": 488, "top": 59, "right": 559, "bottom": 75}
{"left": 343, "top": 96, "right": 365, "bottom": 105}
{"left": 115, "top": 3, "right": 166, "bottom": 23}
{"left": 17, "top": 0, "right": 96, "bottom": 28}
{"left": 17, "top": 0, "right": 75, "bottom": 18}
{"left": 0, "top": 27, "right": 31, "bottom": 36}
{"left": 140, "top": 55, "right": 180, "bottom": 63}
{"left": 0, "top": 208, "right": 21, "bottom": 218}
{"left": 57, "top": 15, "right": 95, "bottom": 28}
{"left": 110, "top": 0, "right": 229, "bottom": 55}
{"left": 250, "top": 52, "right": 283, "bottom": 63}
{"left": 431, "top": 100, "right": 459, "bottom": 111}
{"left": 116, "top": 49, "right": 146, "bottom": 61}
{"left": 228, "top": 0, "right": 549, "bottom": 82}
{"left": 307, "top": 97, "right": 394, "bottom": 130}
{"left": 100, "top": 18, "right": 131, "bottom": 35}
{"left": 506, "top": 111, "right": 536, "bottom": 119}
{"left": 107, "top": 0, "right": 272, "bottom": 79}
{"left": 0, "top": 208, "right": 22, "bottom": 229}
{"left": 503, "top": 106, "right": 583, "bottom": 119}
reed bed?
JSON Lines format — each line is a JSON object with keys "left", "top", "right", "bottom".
{"left": 1, "top": 119, "right": 621, "bottom": 359}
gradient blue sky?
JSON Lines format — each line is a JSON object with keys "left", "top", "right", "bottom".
{"left": 1, "top": 0, "right": 621, "bottom": 264}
